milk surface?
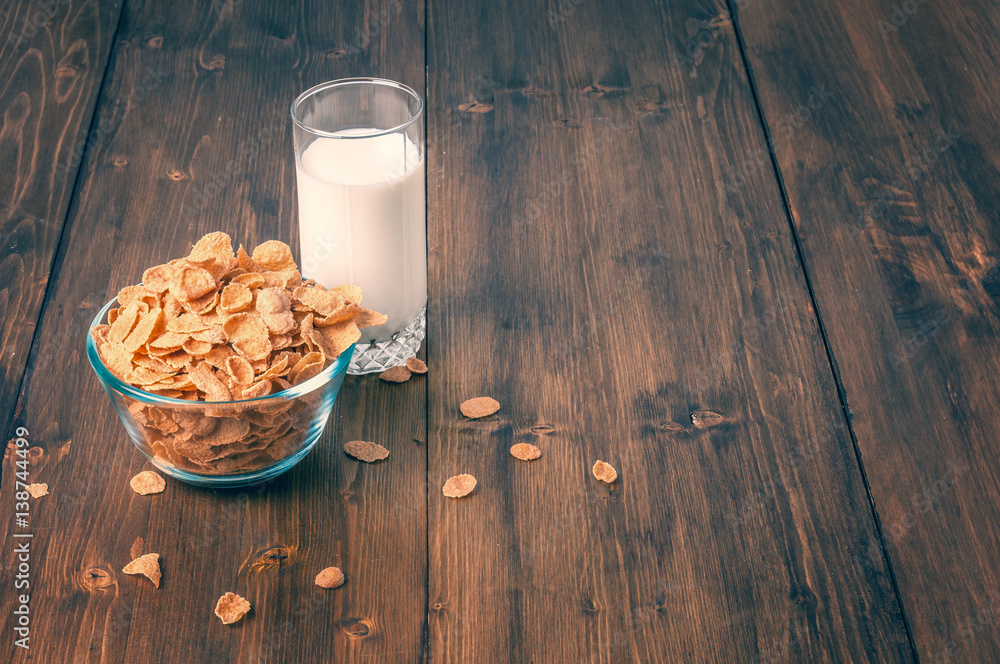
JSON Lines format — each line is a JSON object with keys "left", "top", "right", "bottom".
{"left": 296, "top": 129, "right": 426, "bottom": 342}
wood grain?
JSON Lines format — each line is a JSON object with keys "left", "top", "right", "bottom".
{"left": 426, "top": 0, "right": 912, "bottom": 661}
{"left": 0, "top": 0, "right": 124, "bottom": 460}
{"left": 0, "top": 0, "right": 426, "bottom": 662}
{"left": 734, "top": 0, "right": 1000, "bottom": 660}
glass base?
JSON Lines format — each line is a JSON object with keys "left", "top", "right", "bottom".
{"left": 349, "top": 305, "right": 425, "bottom": 374}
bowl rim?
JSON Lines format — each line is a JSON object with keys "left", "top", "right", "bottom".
{"left": 86, "top": 297, "right": 354, "bottom": 406}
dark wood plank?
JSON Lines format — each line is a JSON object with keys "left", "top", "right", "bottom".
{"left": 0, "top": 0, "right": 426, "bottom": 662}
{"left": 0, "top": 0, "right": 124, "bottom": 453}
{"left": 734, "top": 0, "right": 1000, "bottom": 661}
{"left": 426, "top": 0, "right": 912, "bottom": 661}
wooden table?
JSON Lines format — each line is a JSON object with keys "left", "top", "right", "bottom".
{"left": 2, "top": 0, "right": 998, "bottom": 661}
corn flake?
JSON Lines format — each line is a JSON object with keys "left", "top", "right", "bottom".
{"left": 130, "top": 470, "right": 166, "bottom": 495}
{"left": 344, "top": 440, "right": 390, "bottom": 462}
{"left": 443, "top": 474, "right": 477, "bottom": 498}
{"left": 405, "top": 357, "right": 428, "bottom": 374}
{"left": 315, "top": 567, "right": 345, "bottom": 589}
{"left": 214, "top": 592, "right": 251, "bottom": 624}
{"left": 592, "top": 460, "right": 618, "bottom": 483}
{"left": 92, "top": 232, "right": 387, "bottom": 477}
{"left": 379, "top": 366, "right": 411, "bottom": 383}
{"left": 123, "top": 553, "right": 161, "bottom": 587}
{"left": 510, "top": 443, "right": 541, "bottom": 461}
{"left": 460, "top": 397, "right": 500, "bottom": 419}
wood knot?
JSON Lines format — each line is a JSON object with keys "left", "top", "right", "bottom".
{"left": 167, "top": 170, "right": 185, "bottom": 181}
{"left": 581, "top": 84, "right": 609, "bottom": 98}
{"left": 530, "top": 424, "right": 555, "bottom": 435}
{"left": 27, "top": 447, "right": 44, "bottom": 461}
{"left": 458, "top": 101, "right": 493, "bottom": 114}
{"left": 325, "top": 48, "right": 347, "bottom": 59}
{"left": 691, "top": 410, "right": 724, "bottom": 429}
{"left": 81, "top": 567, "right": 114, "bottom": 591}
{"left": 250, "top": 545, "right": 294, "bottom": 572}
{"left": 431, "top": 602, "right": 445, "bottom": 612}
{"left": 556, "top": 118, "right": 580, "bottom": 128}
{"left": 113, "top": 157, "right": 128, "bottom": 167}
{"left": 341, "top": 618, "right": 371, "bottom": 637}
{"left": 204, "top": 54, "right": 226, "bottom": 70}
{"left": 55, "top": 66, "right": 77, "bottom": 78}
{"left": 580, "top": 596, "right": 600, "bottom": 614}
{"left": 658, "top": 421, "right": 684, "bottom": 433}
{"left": 521, "top": 85, "right": 549, "bottom": 97}
{"left": 146, "top": 35, "right": 163, "bottom": 48}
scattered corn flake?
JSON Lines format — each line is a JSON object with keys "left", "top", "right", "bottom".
{"left": 379, "top": 366, "right": 411, "bottom": 383}
{"left": 592, "top": 460, "right": 618, "bottom": 483}
{"left": 460, "top": 397, "right": 500, "bottom": 419}
{"left": 315, "top": 567, "right": 345, "bottom": 589}
{"left": 405, "top": 357, "right": 428, "bottom": 374}
{"left": 27, "top": 483, "right": 48, "bottom": 498}
{"left": 443, "top": 474, "right": 477, "bottom": 498}
{"left": 130, "top": 470, "right": 166, "bottom": 495}
{"left": 510, "top": 443, "right": 541, "bottom": 461}
{"left": 344, "top": 440, "right": 390, "bottom": 462}
{"left": 214, "top": 592, "right": 251, "bottom": 624}
{"left": 123, "top": 553, "right": 161, "bottom": 587}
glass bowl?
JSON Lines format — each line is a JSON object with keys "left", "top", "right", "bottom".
{"left": 86, "top": 298, "right": 353, "bottom": 487}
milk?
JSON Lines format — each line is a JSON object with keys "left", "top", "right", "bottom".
{"left": 296, "top": 129, "right": 426, "bottom": 343}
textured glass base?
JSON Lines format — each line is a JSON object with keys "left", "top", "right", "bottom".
{"left": 349, "top": 306, "right": 426, "bottom": 374}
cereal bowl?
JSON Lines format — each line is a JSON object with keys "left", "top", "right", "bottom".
{"left": 87, "top": 298, "right": 353, "bottom": 487}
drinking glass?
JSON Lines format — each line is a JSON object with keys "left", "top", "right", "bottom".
{"left": 291, "top": 78, "right": 425, "bottom": 374}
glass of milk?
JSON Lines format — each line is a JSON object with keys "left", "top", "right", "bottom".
{"left": 291, "top": 79, "right": 425, "bottom": 374}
